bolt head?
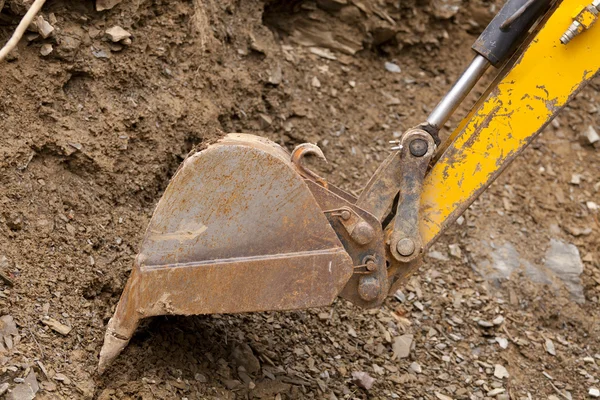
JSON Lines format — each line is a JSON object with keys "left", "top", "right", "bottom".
{"left": 351, "top": 221, "right": 375, "bottom": 245}
{"left": 365, "top": 260, "right": 377, "bottom": 272}
{"left": 396, "top": 238, "right": 416, "bottom": 256}
{"left": 358, "top": 275, "right": 381, "bottom": 302}
{"left": 340, "top": 210, "right": 351, "bottom": 220}
{"left": 409, "top": 139, "right": 428, "bottom": 157}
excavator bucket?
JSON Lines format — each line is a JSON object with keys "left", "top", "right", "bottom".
{"left": 98, "top": 134, "right": 355, "bottom": 373}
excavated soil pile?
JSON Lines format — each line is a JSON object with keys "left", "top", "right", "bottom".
{"left": 0, "top": 0, "right": 599, "bottom": 399}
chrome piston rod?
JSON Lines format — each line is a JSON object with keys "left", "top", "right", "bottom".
{"left": 426, "top": 54, "right": 490, "bottom": 131}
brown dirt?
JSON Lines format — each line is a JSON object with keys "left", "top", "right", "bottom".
{"left": 0, "top": 0, "right": 599, "bottom": 399}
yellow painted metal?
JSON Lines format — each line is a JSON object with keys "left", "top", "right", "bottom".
{"left": 576, "top": 6, "right": 598, "bottom": 28}
{"left": 419, "top": 0, "right": 600, "bottom": 247}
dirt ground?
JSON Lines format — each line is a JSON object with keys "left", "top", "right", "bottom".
{"left": 0, "top": 0, "right": 599, "bottom": 399}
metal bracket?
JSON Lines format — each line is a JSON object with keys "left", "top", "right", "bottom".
{"left": 324, "top": 207, "right": 376, "bottom": 246}
{"left": 388, "top": 129, "right": 436, "bottom": 262}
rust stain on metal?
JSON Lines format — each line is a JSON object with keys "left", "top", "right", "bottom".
{"left": 99, "top": 134, "right": 354, "bottom": 373}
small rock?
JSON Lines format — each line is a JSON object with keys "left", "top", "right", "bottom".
{"left": 487, "top": 388, "right": 505, "bottom": 396}
{"left": 394, "top": 290, "right": 406, "bottom": 302}
{"left": 544, "top": 239, "right": 585, "bottom": 303}
{"left": 587, "top": 201, "right": 599, "bottom": 211}
{"left": 96, "top": 0, "right": 122, "bottom": 11}
{"left": 583, "top": 125, "right": 600, "bottom": 146}
{"left": 40, "top": 43, "right": 53, "bottom": 56}
{"left": 0, "top": 383, "right": 9, "bottom": 396}
{"left": 372, "top": 364, "right": 384, "bottom": 375}
{"left": 318, "top": 312, "right": 330, "bottom": 320}
{"left": 258, "top": 114, "right": 272, "bottom": 128}
{"left": 347, "top": 326, "right": 357, "bottom": 338}
{"left": 448, "top": 244, "right": 462, "bottom": 258}
{"left": 222, "top": 379, "right": 241, "bottom": 390}
{"left": 195, "top": 373, "right": 207, "bottom": 383}
{"left": 351, "top": 371, "right": 375, "bottom": 390}
{"left": 435, "top": 392, "right": 453, "bottom": 400}
{"left": 311, "top": 76, "right": 321, "bottom": 88}
{"left": 0, "top": 314, "right": 18, "bottom": 349}
{"left": 268, "top": 64, "right": 282, "bottom": 85}
{"left": 590, "top": 388, "right": 600, "bottom": 397}
{"left": 497, "top": 395, "right": 510, "bottom": 400}
{"left": 230, "top": 343, "right": 260, "bottom": 375}
{"left": 431, "top": 0, "right": 460, "bottom": 19}
{"left": 6, "top": 371, "right": 38, "bottom": 400}
{"left": 384, "top": 62, "right": 401, "bottom": 73}
{"left": 105, "top": 26, "right": 131, "bottom": 43}
{"left": 53, "top": 373, "right": 71, "bottom": 384}
{"left": 478, "top": 320, "right": 493, "bottom": 328}
{"left": 35, "top": 16, "right": 54, "bottom": 39}
{"left": 571, "top": 174, "right": 582, "bottom": 185}
{"left": 392, "top": 334, "right": 413, "bottom": 359}
{"left": 494, "top": 364, "right": 509, "bottom": 379}
{"left": 41, "top": 317, "right": 72, "bottom": 336}
{"left": 409, "top": 362, "right": 422, "bottom": 374}
{"left": 309, "top": 47, "right": 336, "bottom": 60}
{"left": 492, "top": 315, "right": 504, "bottom": 325}
{"left": 0, "top": 256, "right": 15, "bottom": 286}
{"left": 91, "top": 47, "right": 109, "bottom": 59}
{"left": 428, "top": 250, "right": 449, "bottom": 261}
{"left": 584, "top": 357, "right": 596, "bottom": 363}
{"left": 545, "top": 338, "right": 556, "bottom": 356}
{"left": 495, "top": 337, "right": 509, "bottom": 349}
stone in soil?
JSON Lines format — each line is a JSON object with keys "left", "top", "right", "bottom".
{"left": 495, "top": 337, "right": 509, "bottom": 349}
{"left": 409, "top": 362, "right": 422, "bottom": 374}
{"left": 494, "top": 364, "right": 509, "bottom": 379}
{"left": 392, "top": 334, "right": 413, "bottom": 359}
{"left": 41, "top": 317, "right": 72, "bottom": 335}
{"left": 96, "top": 0, "right": 122, "bottom": 11}
{"left": 230, "top": 342, "right": 260, "bottom": 375}
{"left": 448, "top": 243, "right": 462, "bottom": 258}
{"left": 545, "top": 338, "right": 556, "bottom": 356}
{"left": 478, "top": 319, "right": 493, "bottom": 328}
{"left": 6, "top": 371, "right": 38, "bottom": 400}
{"left": 473, "top": 239, "right": 585, "bottom": 303}
{"left": 583, "top": 125, "right": 600, "bottom": 146}
{"left": 384, "top": 62, "right": 401, "bottom": 73}
{"left": 35, "top": 16, "right": 54, "bottom": 39}
{"left": 544, "top": 239, "right": 585, "bottom": 303}
{"left": 105, "top": 26, "right": 132, "bottom": 42}
{"left": 40, "top": 44, "right": 53, "bottom": 56}
{"left": 351, "top": 371, "right": 375, "bottom": 390}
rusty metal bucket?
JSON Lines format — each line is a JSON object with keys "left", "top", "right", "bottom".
{"left": 98, "top": 134, "right": 354, "bottom": 373}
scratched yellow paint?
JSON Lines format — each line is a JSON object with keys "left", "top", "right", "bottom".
{"left": 420, "top": 0, "right": 600, "bottom": 246}
{"left": 578, "top": 7, "right": 598, "bottom": 28}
